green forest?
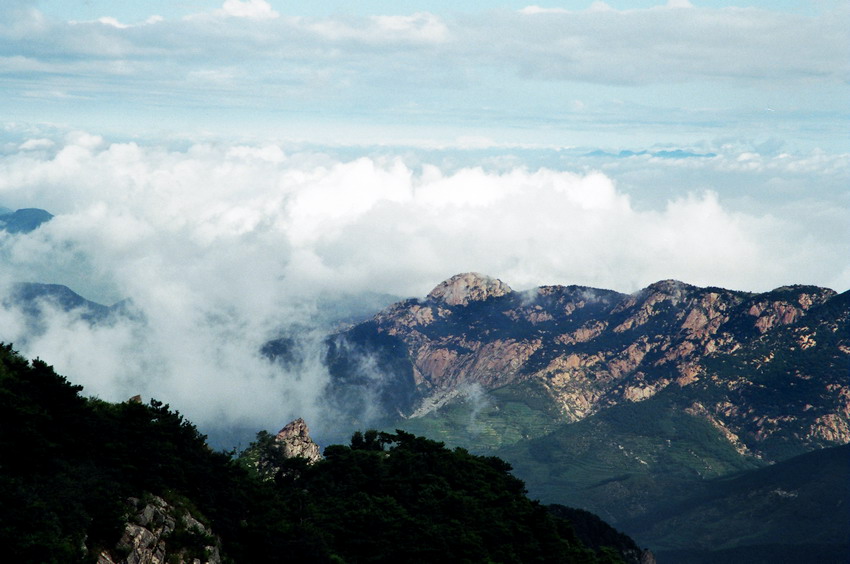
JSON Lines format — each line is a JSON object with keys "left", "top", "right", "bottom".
{"left": 0, "top": 343, "right": 641, "bottom": 563}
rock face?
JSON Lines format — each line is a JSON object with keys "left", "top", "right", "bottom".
{"left": 426, "top": 272, "right": 513, "bottom": 306}
{"left": 639, "top": 550, "right": 657, "bottom": 564}
{"left": 300, "top": 274, "right": 850, "bottom": 462}
{"left": 246, "top": 418, "right": 324, "bottom": 481}
{"left": 274, "top": 418, "right": 323, "bottom": 464}
{"left": 98, "top": 496, "right": 222, "bottom": 564}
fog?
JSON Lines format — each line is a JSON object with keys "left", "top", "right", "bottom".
{"left": 0, "top": 133, "right": 846, "bottom": 445}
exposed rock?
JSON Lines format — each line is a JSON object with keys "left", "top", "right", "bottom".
{"left": 686, "top": 402, "right": 754, "bottom": 457}
{"left": 274, "top": 418, "right": 323, "bottom": 464}
{"left": 746, "top": 286, "right": 836, "bottom": 334}
{"left": 245, "top": 419, "right": 324, "bottom": 481}
{"left": 316, "top": 274, "right": 850, "bottom": 458}
{"left": 97, "top": 496, "right": 222, "bottom": 564}
{"left": 809, "top": 413, "right": 850, "bottom": 443}
{"left": 555, "top": 321, "right": 607, "bottom": 345}
{"left": 623, "top": 377, "right": 669, "bottom": 402}
{"left": 426, "top": 272, "right": 512, "bottom": 306}
{"left": 639, "top": 549, "right": 657, "bottom": 564}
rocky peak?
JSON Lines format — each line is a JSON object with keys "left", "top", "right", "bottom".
{"left": 643, "top": 279, "right": 694, "bottom": 303}
{"left": 745, "top": 286, "right": 837, "bottom": 334}
{"left": 426, "top": 272, "right": 513, "bottom": 306}
{"left": 97, "top": 496, "right": 222, "bottom": 564}
{"left": 274, "top": 418, "right": 322, "bottom": 464}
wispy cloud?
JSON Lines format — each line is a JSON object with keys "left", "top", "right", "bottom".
{"left": 0, "top": 133, "right": 846, "bottom": 439}
{"left": 1, "top": 2, "right": 846, "bottom": 147}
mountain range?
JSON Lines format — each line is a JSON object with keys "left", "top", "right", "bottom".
{"left": 2, "top": 269, "right": 847, "bottom": 562}
{"left": 272, "top": 272, "right": 849, "bottom": 562}
{"left": 309, "top": 273, "right": 848, "bottom": 455}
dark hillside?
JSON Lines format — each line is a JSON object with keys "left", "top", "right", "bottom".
{"left": 627, "top": 443, "right": 850, "bottom": 562}
{"left": 0, "top": 343, "right": 643, "bottom": 563}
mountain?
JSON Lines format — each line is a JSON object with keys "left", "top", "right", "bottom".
{"left": 4, "top": 282, "right": 113, "bottom": 320}
{"left": 495, "top": 392, "right": 763, "bottom": 522}
{"left": 271, "top": 273, "right": 850, "bottom": 560}
{"left": 1, "top": 283, "right": 135, "bottom": 345}
{"left": 632, "top": 443, "right": 850, "bottom": 563}
{"left": 0, "top": 207, "right": 53, "bottom": 234}
{"left": 298, "top": 273, "right": 848, "bottom": 459}
{"left": 583, "top": 149, "right": 717, "bottom": 159}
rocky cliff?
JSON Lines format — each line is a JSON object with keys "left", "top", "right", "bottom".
{"left": 305, "top": 273, "right": 850, "bottom": 461}
{"left": 242, "top": 417, "right": 324, "bottom": 481}
{"left": 97, "top": 496, "right": 222, "bottom": 564}
{"left": 273, "top": 418, "right": 323, "bottom": 464}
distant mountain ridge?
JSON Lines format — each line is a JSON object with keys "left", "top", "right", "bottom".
{"left": 304, "top": 272, "right": 848, "bottom": 462}
{"left": 288, "top": 273, "right": 850, "bottom": 561}
{"left": 2, "top": 282, "right": 131, "bottom": 324}
{"left": 0, "top": 207, "right": 53, "bottom": 234}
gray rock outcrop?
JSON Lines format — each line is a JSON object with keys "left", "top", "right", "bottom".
{"left": 274, "top": 417, "right": 323, "bottom": 464}
{"left": 97, "top": 496, "right": 222, "bottom": 564}
{"left": 426, "top": 272, "right": 513, "bottom": 306}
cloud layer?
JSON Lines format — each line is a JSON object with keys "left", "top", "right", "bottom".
{"left": 0, "top": 133, "right": 847, "bottom": 442}
{"left": 1, "top": 2, "right": 847, "bottom": 148}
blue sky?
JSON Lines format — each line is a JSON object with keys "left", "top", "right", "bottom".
{"left": 0, "top": 1, "right": 848, "bottom": 430}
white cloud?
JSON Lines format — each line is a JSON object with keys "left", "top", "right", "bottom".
{"left": 305, "top": 12, "right": 448, "bottom": 45}
{"left": 506, "top": 4, "right": 848, "bottom": 85}
{"left": 18, "top": 137, "right": 53, "bottom": 150}
{"left": 96, "top": 17, "right": 129, "bottom": 29}
{"left": 0, "top": 1, "right": 845, "bottom": 153}
{"left": 5, "top": 4, "right": 847, "bottom": 85}
{"left": 371, "top": 13, "right": 449, "bottom": 43}
{"left": 219, "top": 0, "right": 279, "bottom": 20}
{"left": 0, "top": 134, "right": 846, "bottom": 443}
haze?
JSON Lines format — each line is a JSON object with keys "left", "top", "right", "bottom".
{"left": 1, "top": 0, "right": 847, "bottom": 442}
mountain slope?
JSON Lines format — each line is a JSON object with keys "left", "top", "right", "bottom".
{"left": 495, "top": 392, "right": 765, "bottom": 524}
{"left": 0, "top": 343, "right": 647, "bottom": 563}
{"left": 635, "top": 444, "right": 850, "bottom": 562}
{"left": 4, "top": 282, "right": 113, "bottom": 321}
{"left": 301, "top": 273, "right": 849, "bottom": 462}
{"left": 277, "top": 273, "right": 850, "bottom": 561}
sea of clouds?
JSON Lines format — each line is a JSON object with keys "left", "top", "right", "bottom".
{"left": 0, "top": 131, "right": 847, "bottom": 444}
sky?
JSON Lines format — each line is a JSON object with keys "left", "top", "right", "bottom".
{"left": 0, "top": 1, "right": 848, "bottom": 442}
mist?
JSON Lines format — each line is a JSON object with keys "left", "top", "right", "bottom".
{"left": 0, "top": 132, "right": 847, "bottom": 446}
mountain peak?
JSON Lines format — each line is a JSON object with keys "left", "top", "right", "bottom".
{"left": 426, "top": 272, "right": 513, "bottom": 306}
{"left": 0, "top": 207, "right": 53, "bottom": 234}
{"left": 275, "top": 418, "right": 322, "bottom": 464}
{"left": 644, "top": 279, "right": 693, "bottom": 294}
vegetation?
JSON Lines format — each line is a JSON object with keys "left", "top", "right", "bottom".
{"left": 400, "top": 379, "right": 563, "bottom": 451}
{"left": 496, "top": 392, "right": 764, "bottom": 524}
{"left": 0, "top": 344, "right": 637, "bottom": 563}
{"left": 627, "top": 443, "right": 850, "bottom": 560}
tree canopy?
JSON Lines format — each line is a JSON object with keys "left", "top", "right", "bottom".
{"left": 0, "top": 343, "right": 637, "bottom": 563}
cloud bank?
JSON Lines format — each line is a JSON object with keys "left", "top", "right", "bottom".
{"left": 0, "top": 133, "right": 847, "bottom": 442}
{"left": 2, "top": 2, "right": 847, "bottom": 149}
